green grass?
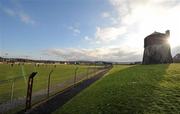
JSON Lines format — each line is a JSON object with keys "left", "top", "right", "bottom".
{"left": 0, "top": 64, "right": 91, "bottom": 104}
{"left": 54, "top": 64, "right": 180, "bottom": 114}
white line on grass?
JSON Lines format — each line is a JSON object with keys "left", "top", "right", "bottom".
{"left": 21, "top": 65, "right": 27, "bottom": 85}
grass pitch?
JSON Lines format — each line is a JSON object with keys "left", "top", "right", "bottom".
{"left": 54, "top": 64, "right": 180, "bottom": 114}
{"left": 0, "top": 64, "right": 90, "bottom": 104}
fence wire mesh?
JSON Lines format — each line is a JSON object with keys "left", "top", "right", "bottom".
{"left": 0, "top": 63, "right": 111, "bottom": 113}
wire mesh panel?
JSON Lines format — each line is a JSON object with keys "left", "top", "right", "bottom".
{"left": 0, "top": 75, "right": 28, "bottom": 113}
{"left": 0, "top": 64, "right": 35, "bottom": 113}
{"left": 48, "top": 65, "right": 82, "bottom": 96}
{"left": 31, "top": 64, "right": 52, "bottom": 106}
{"left": 0, "top": 79, "right": 12, "bottom": 104}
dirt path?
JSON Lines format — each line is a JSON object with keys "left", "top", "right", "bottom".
{"left": 20, "top": 67, "right": 111, "bottom": 114}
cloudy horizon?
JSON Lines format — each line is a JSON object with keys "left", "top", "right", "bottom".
{"left": 1, "top": 0, "right": 180, "bottom": 62}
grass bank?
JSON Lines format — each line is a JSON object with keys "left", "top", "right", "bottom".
{"left": 54, "top": 64, "right": 180, "bottom": 114}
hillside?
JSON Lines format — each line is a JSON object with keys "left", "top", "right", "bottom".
{"left": 54, "top": 64, "right": 180, "bottom": 114}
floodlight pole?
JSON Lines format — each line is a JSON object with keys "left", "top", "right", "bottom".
{"left": 25, "top": 72, "right": 37, "bottom": 111}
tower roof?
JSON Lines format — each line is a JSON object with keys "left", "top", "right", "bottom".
{"left": 144, "top": 30, "right": 170, "bottom": 48}
{"left": 145, "top": 31, "right": 166, "bottom": 40}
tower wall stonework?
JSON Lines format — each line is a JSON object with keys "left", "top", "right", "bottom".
{"left": 142, "top": 30, "right": 173, "bottom": 64}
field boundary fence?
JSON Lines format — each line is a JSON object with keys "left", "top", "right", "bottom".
{"left": 0, "top": 64, "right": 112, "bottom": 113}
{"left": 0, "top": 73, "right": 31, "bottom": 113}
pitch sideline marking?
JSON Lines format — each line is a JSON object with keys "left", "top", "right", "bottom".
{"left": 21, "top": 65, "right": 27, "bottom": 85}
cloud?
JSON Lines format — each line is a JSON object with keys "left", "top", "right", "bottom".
{"left": 44, "top": 46, "right": 142, "bottom": 62}
{"left": 84, "top": 36, "right": 91, "bottom": 41}
{"left": 95, "top": 26, "right": 126, "bottom": 43}
{"left": 101, "top": 12, "right": 110, "bottom": 18}
{"left": 68, "top": 25, "right": 81, "bottom": 36}
{"left": 0, "top": 3, "right": 35, "bottom": 25}
{"left": 84, "top": 0, "right": 180, "bottom": 61}
{"left": 2, "top": 0, "right": 180, "bottom": 62}
{"left": 18, "top": 12, "right": 35, "bottom": 24}
{"left": 107, "top": 0, "right": 180, "bottom": 48}
{"left": 2, "top": 7, "right": 16, "bottom": 16}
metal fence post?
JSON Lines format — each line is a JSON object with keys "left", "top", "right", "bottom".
{"left": 74, "top": 67, "right": 78, "bottom": 87}
{"left": 10, "top": 79, "right": 15, "bottom": 102}
{"left": 47, "top": 70, "right": 53, "bottom": 98}
{"left": 86, "top": 66, "right": 89, "bottom": 79}
{"left": 25, "top": 72, "right": 37, "bottom": 111}
{"left": 94, "top": 63, "right": 97, "bottom": 75}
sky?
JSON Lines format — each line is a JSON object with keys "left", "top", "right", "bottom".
{"left": 0, "top": 0, "right": 180, "bottom": 62}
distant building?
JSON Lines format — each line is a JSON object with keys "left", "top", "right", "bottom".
{"left": 142, "top": 30, "right": 173, "bottom": 64}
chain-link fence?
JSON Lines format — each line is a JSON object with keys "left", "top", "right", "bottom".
{"left": 0, "top": 74, "right": 29, "bottom": 113}
{"left": 0, "top": 64, "right": 112, "bottom": 113}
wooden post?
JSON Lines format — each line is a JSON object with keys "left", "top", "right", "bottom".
{"left": 25, "top": 72, "right": 37, "bottom": 111}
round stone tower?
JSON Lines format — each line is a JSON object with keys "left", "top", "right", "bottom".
{"left": 142, "top": 30, "right": 173, "bottom": 64}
